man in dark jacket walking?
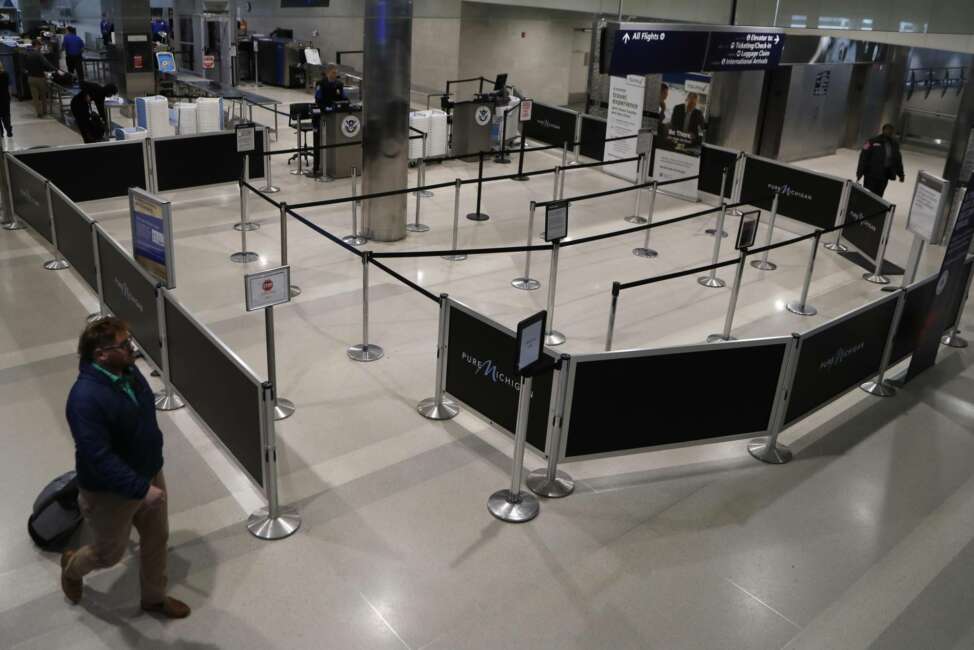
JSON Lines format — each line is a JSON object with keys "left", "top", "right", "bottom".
{"left": 857, "top": 123, "right": 905, "bottom": 197}
{"left": 60, "top": 317, "right": 190, "bottom": 619}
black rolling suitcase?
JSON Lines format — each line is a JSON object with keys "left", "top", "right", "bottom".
{"left": 27, "top": 471, "right": 82, "bottom": 550}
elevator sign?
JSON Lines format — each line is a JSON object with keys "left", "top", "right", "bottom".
{"left": 704, "top": 32, "right": 784, "bottom": 71}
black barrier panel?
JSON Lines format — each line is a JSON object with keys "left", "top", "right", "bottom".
{"left": 785, "top": 295, "right": 899, "bottom": 426}
{"left": 50, "top": 188, "right": 97, "bottom": 291}
{"left": 95, "top": 231, "right": 162, "bottom": 367}
{"left": 7, "top": 157, "right": 52, "bottom": 242}
{"left": 16, "top": 142, "right": 146, "bottom": 203}
{"left": 740, "top": 156, "right": 844, "bottom": 230}
{"left": 579, "top": 116, "right": 606, "bottom": 161}
{"left": 154, "top": 131, "right": 265, "bottom": 192}
{"left": 523, "top": 103, "right": 577, "bottom": 150}
{"left": 564, "top": 342, "right": 786, "bottom": 458}
{"left": 890, "top": 275, "right": 937, "bottom": 365}
{"left": 944, "top": 259, "right": 974, "bottom": 334}
{"left": 698, "top": 145, "right": 737, "bottom": 199}
{"left": 843, "top": 186, "right": 888, "bottom": 259}
{"left": 444, "top": 305, "right": 554, "bottom": 452}
{"left": 164, "top": 296, "right": 265, "bottom": 488}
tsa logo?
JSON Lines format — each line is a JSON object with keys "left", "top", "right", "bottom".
{"left": 475, "top": 106, "right": 492, "bottom": 126}
{"left": 340, "top": 115, "right": 361, "bottom": 138}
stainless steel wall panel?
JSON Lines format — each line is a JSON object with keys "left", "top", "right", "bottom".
{"left": 777, "top": 64, "right": 853, "bottom": 163}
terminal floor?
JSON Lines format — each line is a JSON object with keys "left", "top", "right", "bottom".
{"left": 1, "top": 91, "right": 974, "bottom": 649}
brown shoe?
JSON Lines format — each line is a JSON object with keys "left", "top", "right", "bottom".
{"left": 60, "top": 550, "right": 82, "bottom": 604}
{"left": 141, "top": 597, "right": 191, "bottom": 619}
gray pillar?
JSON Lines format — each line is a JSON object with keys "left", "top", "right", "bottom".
{"left": 361, "top": 0, "right": 412, "bottom": 242}
{"left": 20, "top": 0, "right": 42, "bottom": 33}
{"left": 944, "top": 61, "right": 974, "bottom": 187}
{"left": 104, "top": 0, "right": 154, "bottom": 99}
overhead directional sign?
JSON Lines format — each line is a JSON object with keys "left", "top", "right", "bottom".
{"left": 704, "top": 31, "right": 784, "bottom": 70}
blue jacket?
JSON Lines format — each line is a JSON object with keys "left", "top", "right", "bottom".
{"left": 65, "top": 363, "right": 164, "bottom": 499}
{"left": 63, "top": 33, "right": 84, "bottom": 57}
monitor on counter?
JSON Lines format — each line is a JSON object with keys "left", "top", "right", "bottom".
{"left": 493, "top": 73, "right": 508, "bottom": 92}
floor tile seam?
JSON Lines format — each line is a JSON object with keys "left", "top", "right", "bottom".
{"left": 724, "top": 577, "right": 803, "bottom": 631}
{"left": 359, "top": 591, "right": 414, "bottom": 650}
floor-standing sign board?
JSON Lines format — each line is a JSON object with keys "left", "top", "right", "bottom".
{"left": 906, "top": 171, "right": 950, "bottom": 244}
{"left": 605, "top": 74, "right": 644, "bottom": 182}
{"left": 129, "top": 188, "right": 175, "bottom": 289}
{"left": 906, "top": 174, "right": 974, "bottom": 380}
{"left": 236, "top": 123, "right": 256, "bottom": 154}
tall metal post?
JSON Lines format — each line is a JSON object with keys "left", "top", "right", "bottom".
{"left": 698, "top": 203, "right": 729, "bottom": 288}
{"left": 260, "top": 128, "right": 280, "bottom": 193}
{"left": 278, "top": 202, "right": 301, "bottom": 298}
{"left": 708, "top": 249, "right": 748, "bottom": 342}
{"left": 153, "top": 290, "right": 185, "bottom": 411}
{"left": 418, "top": 133, "right": 433, "bottom": 197}
{"left": 417, "top": 293, "right": 460, "bottom": 419}
{"left": 544, "top": 241, "right": 565, "bottom": 346}
{"left": 748, "top": 335, "right": 799, "bottom": 465}
{"left": 624, "top": 155, "right": 647, "bottom": 225}
{"left": 2, "top": 154, "right": 25, "bottom": 230}
{"left": 264, "top": 304, "right": 296, "bottom": 419}
{"left": 632, "top": 181, "right": 659, "bottom": 258}
{"left": 512, "top": 201, "right": 540, "bottom": 290}
{"left": 495, "top": 108, "right": 511, "bottom": 164}
{"left": 466, "top": 151, "right": 489, "bottom": 221}
{"left": 247, "top": 383, "right": 302, "bottom": 540}
{"left": 487, "top": 375, "right": 540, "bottom": 522}
{"left": 442, "top": 178, "right": 466, "bottom": 261}
{"left": 942, "top": 263, "right": 973, "bottom": 348}
{"left": 786, "top": 231, "right": 822, "bottom": 316}
{"left": 705, "top": 168, "right": 729, "bottom": 237}
{"left": 90, "top": 226, "right": 107, "bottom": 322}
{"left": 406, "top": 164, "right": 430, "bottom": 232}
{"left": 751, "top": 193, "right": 780, "bottom": 271}
{"left": 290, "top": 125, "right": 305, "bottom": 176}
{"left": 861, "top": 290, "right": 906, "bottom": 397}
{"left": 863, "top": 206, "right": 895, "bottom": 285}
{"left": 343, "top": 167, "right": 367, "bottom": 246}
{"left": 234, "top": 153, "right": 260, "bottom": 232}
{"left": 605, "top": 283, "right": 620, "bottom": 351}
{"left": 513, "top": 131, "right": 529, "bottom": 181}
{"left": 347, "top": 252, "right": 384, "bottom": 361}
{"left": 526, "top": 354, "right": 575, "bottom": 498}
{"left": 231, "top": 157, "right": 259, "bottom": 263}
{"left": 901, "top": 235, "right": 925, "bottom": 287}
{"left": 42, "top": 184, "right": 70, "bottom": 271}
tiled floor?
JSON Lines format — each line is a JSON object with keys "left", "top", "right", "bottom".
{"left": 1, "top": 87, "right": 973, "bottom": 649}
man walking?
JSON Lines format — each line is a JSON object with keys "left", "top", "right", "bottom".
{"left": 857, "top": 123, "right": 905, "bottom": 197}
{"left": 63, "top": 26, "right": 85, "bottom": 82}
{"left": 24, "top": 39, "right": 56, "bottom": 118}
{"left": 60, "top": 317, "right": 190, "bottom": 619}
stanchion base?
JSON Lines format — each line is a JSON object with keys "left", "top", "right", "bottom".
{"left": 632, "top": 247, "right": 658, "bottom": 258}
{"left": 442, "top": 254, "right": 468, "bottom": 262}
{"left": 824, "top": 242, "right": 849, "bottom": 252}
{"left": 863, "top": 272, "right": 890, "bottom": 285}
{"left": 526, "top": 469, "right": 574, "bottom": 498}
{"left": 261, "top": 186, "right": 281, "bottom": 194}
{"left": 2, "top": 220, "right": 25, "bottom": 231}
{"left": 154, "top": 391, "right": 185, "bottom": 411}
{"left": 289, "top": 169, "right": 304, "bottom": 176}
{"left": 942, "top": 333, "right": 969, "bottom": 348}
{"left": 487, "top": 490, "right": 539, "bottom": 523}
{"left": 347, "top": 343, "right": 384, "bottom": 362}
{"left": 342, "top": 235, "right": 368, "bottom": 246}
{"left": 466, "top": 213, "right": 490, "bottom": 222}
{"left": 511, "top": 277, "right": 541, "bottom": 291}
{"left": 624, "top": 215, "right": 648, "bottom": 225}
{"left": 786, "top": 301, "right": 818, "bottom": 316}
{"left": 43, "top": 258, "right": 70, "bottom": 271}
{"left": 494, "top": 155, "right": 511, "bottom": 164}
{"left": 747, "top": 438, "right": 793, "bottom": 464}
{"left": 289, "top": 285, "right": 301, "bottom": 298}
{"left": 860, "top": 380, "right": 895, "bottom": 397}
{"left": 247, "top": 506, "right": 301, "bottom": 540}
{"left": 234, "top": 222, "right": 261, "bottom": 232}
{"left": 511, "top": 175, "right": 530, "bottom": 182}
{"left": 750, "top": 260, "right": 777, "bottom": 271}
{"left": 418, "top": 190, "right": 434, "bottom": 198}
{"left": 274, "top": 397, "right": 296, "bottom": 420}
{"left": 230, "top": 251, "right": 259, "bottom": 263}
{"left": 545, "top": 330, "right": 566, "bottom": 346}
{"left": 705, "top": 228, "right": 729, "bottom": 238}
{"left": 706, "top": 333, "right": 736, "bottom": 343}
{"left": 417, "top": 396, "right": 460, "bottom": 420}
{"left": 697, "top": 276, "right": 726, "bottom": 289}
{"left": 305, "top": 171, "right": 333, "bottom": 183}
{"left": 406, "top": 223, "right": 431, "bottom": 233}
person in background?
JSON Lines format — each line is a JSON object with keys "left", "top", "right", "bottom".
{"left": 314, "top": 64, "right": 346, "bottom": 111}
{"left": 659, "top": 82, "right": 669, "bottom": 121}
{"left": 0, "top": 62, "right": 12, "bottom": 138}
{"left": 60, "top": 317, "right": 191, "bottom": 619}
{"left": 24, "top": 39, "right": 57, "bottom": 118}
{"left": 70, "top": 81, "right": 117, "bottom": 143}
{"left": 100, "top": 13, "right": 114, "bottom": 48}
{"left": 669, "top": 92, "right": 705, "bottom": 140}
{"left": 857, "top": 123, "right": 905, "bottom": 197}
{"left": 62, "top": 26, "right": 85, "bottom": 82}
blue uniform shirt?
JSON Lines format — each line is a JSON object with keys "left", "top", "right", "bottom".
{"left": 63, "top": 33, "right": 85, "bottom": 57}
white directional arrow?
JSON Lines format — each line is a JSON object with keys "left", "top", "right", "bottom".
{"left": 622, "top": 33, "right": 631, "bottom": 44}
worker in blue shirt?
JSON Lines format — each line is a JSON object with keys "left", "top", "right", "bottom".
{"left": 100, "top": 14, "right": 114, "bottom": 47}
{"left": 314, "top": 64, "right": 346, "bottom": 111}
{"left": 62, "top": 26, "right": 85, "bottom": 82}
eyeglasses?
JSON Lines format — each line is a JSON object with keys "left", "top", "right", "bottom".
{"left": 98, "top": 336, "right": 135, "bottom": 353}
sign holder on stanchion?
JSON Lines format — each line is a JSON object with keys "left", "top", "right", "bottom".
{"left": 153, "top": 288, "right": 184, "bottom": 411}
{"left": 348, "top": 252, "right": 384, "bottom": 362}
{"left": 543, "top": 202, "right": 568, "bottom": 346}
{"left": 708, "top": 210, "right": 760, "bottom": 342}
{"left": 277, "top": 202, "right": 301, "bottom": 298}
{"left": 342, "top": 167, "right": 367, "bottom": 246}
{"left": 466, "top": 151, "right": 490, "bottom": 221}
{"left": 863, "top": 206, "right": 895, "bottom": 285}
{"left": 526, "top": 353, "right": 574, "bottom": 498}
{"left": 632, "top": 181, "right": 659, "bottom": 258}
{"left": 42, "top": 184, "right": 70, "bottom": 270}
{"left": 245, "top": 266, "right": 296, "bottom": 420}
{"left": 705, "top": 168, "right": 729, "bottom": 237}
{"left": 748, "top": 334, "right": 799, "bottom": 464}
{"left": 751, "top": 192, "right": 780, "bottom": 271}
{"left": 860, "top": 289, "right": 907, "bottom": 397}
{"left": 488, "top": 310, "right": 548, "bottom": 523}
{"left": 511, "top": 201, "right": 541, "bottom": 290}
{"left": 442, "top": 179, "right": 467, "bottom": 261}
{"left": 902, "top": 171, "right": 952, "bottom": 287}
{"left": 605, "top": 282, "right": 620, "bottom": 351}
{"left": 233, "top": 124, "right": 260, "bottom": 233}
{"left": 406, "top": 169, "right": 430, "bottom": 233}
{"left": 624, "top": 154, "right": 648, "bottom": 225}
{"left": 260, "top": 128, "right": 280, "bottom": 194}
{"left": 511, "top": 99, "right": 533, "bottom": 182}
{"left": 942, "top": 265, "right": 973, "bottom": 348}
{"left": 417, "top": 293, "right": 460, "bottom": 420}
{"left": 698, "top": 202, "right": 730, "bottom": 288}
{"left": 247, "top": 383, "right": 301, "bottom": 540}
{"left": 231, "top": 157, "right": 260, "bottom": 263}
{"left": 786, "top": 231, "right": 823, "bottom": 316}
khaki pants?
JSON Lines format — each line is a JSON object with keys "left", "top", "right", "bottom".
{"left": 28, "top": 77, "right": 48, "bottom": 118}
{"left": 64, "top": 472, "right": 169, "bottom": 605}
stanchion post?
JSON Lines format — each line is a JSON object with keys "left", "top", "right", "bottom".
{"left": 418, "top": 133, "right": 433, "bottom": 197}
{"left": 786, "top": 231, "right": 822, "bottom": 316}
{"left": 260, "top": 128, "right": 280, "bottom": 193}
{"left": 698, "top": 203, "right": 729, "bottom": 289}
{"left": 632, "top": 181, "right": 659, "bottom": 258}
{"left": 544, "top": 240, "right": 565, "bottom": 346}
{"left": 942, "top": 264, "right": 973, "bottom": 348}
{"left": 605, "top": 283, "right": 620, "bottom": 351}
{"left": 2, "top": 154, "right": 25, "bottom": 231}
{"left": 247, "top": 382, "right": 302, "bottom": 540}
{"left": 513, "top": 131, "right": 529, "bottom": 181}
{"left": 278, "top": 202, "right": 301, "bottom": 298}
{"left": 624, "top": 154, "right": 647, "bottom": 225}
{"left": 511, "top": 201, "right": 540, "bottom": 289}
{"left": 233, "top": 153, "right": 260, "bottom": 233}
{"left": 751, "top": 192, "right": 780, "bottom": 271}
{"left": 466, "top": 151, "right": 489, "bottom": 221}
{"left": 406, "top": 162, "right": 430, "bottom": 232}
{"left": 863, "top": 206, "right": 894, "bottom": 285}
{"left": 90, "top": 226, "right": 107, "bottom": 321}
{"left": 708, "top": 248, "right": 748, "bottom": 342}
{"left": 264, "top": 303, "right": 296, "bottom": 419}
{"left": 153, "top": 289, "right": 184, "bottom": 411}
{"left": 526, "top": 353, "right": 575, "bottom": 498}
{"left": 901, "top": 235, "right": 925, "bottom": 287}
{"left": 42, "top": 184, "right": 69, "bottom": 270}
{"left": 342, "top": 167, "right": 367, "bottom": 246}
{"left": 861, "top": 290, "right": 906, "bottom": 397}
{"left": 748, "top": 334, "right": 799, "bottom": 465}
{"left": 705, "top": 167, "right": 729, "bottom": 237}
{"left": 347, "top": 252, "right": 384, "bottom": 361}
{"left": 231, "top": 158, "right": 259, "bottom": 263}
{"left": 487, "top": 375, "right": 540, "bottom": 522}
{"left": 495, "top": 108, "right": 511, "bottom": 164}
{"left": 417, "top": 293, "right": 460, "bottom": 419}
{"left": 442, "top": 178, "right": 466, "bottom": 261}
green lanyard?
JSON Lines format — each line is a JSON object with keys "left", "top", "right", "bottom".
{"left": 92, "top": 364, "right": 138, "bottom": 405}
